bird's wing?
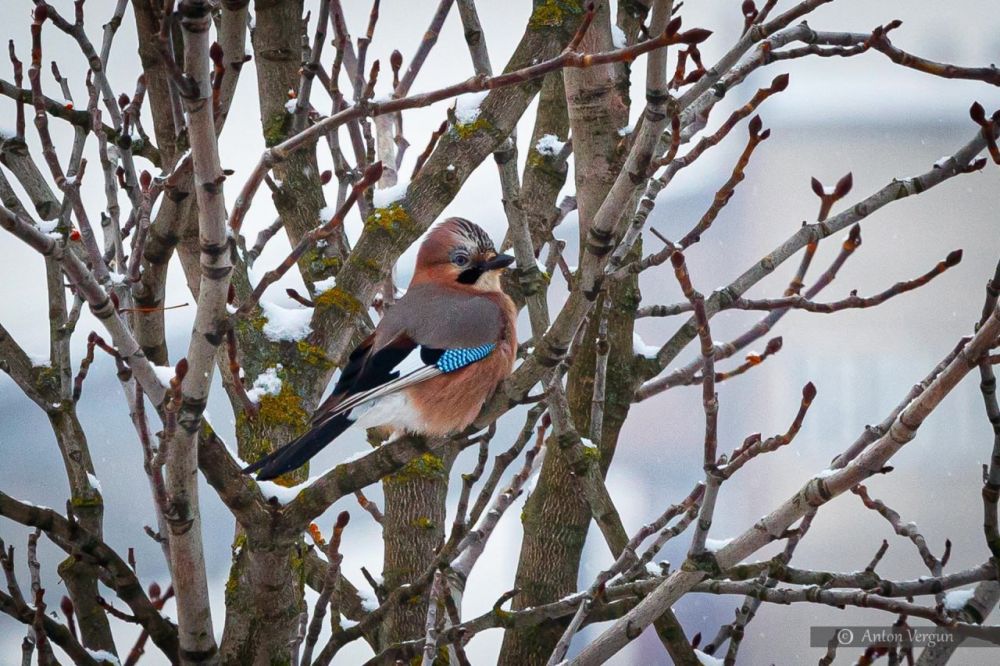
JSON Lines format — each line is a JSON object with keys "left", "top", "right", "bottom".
{"left": 311, "top": 289, "right": 504, "bottom": 426}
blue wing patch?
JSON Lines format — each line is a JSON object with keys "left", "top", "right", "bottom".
{"left": 435, "top": 343, "right": 496, "bottom": 373}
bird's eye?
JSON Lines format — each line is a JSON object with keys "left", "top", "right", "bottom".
{"left": 453, "top": 255, "right": 469, "bottom": 267}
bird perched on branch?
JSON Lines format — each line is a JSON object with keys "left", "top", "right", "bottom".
{"left": 244, "top": 217, "right": 517, "bottom": 481}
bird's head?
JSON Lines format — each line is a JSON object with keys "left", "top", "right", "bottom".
{"left": 413, "top": 217, "right": 514, "bottom": 292}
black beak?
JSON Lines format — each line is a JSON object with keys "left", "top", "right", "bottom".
{"left": 480, "top": 253, "right": 515, "bottom": 271}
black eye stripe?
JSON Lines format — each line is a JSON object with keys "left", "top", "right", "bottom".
{"left": 457, "top": 267, "right": 483, "bottom": 284}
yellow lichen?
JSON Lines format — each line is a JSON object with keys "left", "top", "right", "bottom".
{"left": 314, "top": 286, "right": 364, "bottom": 315}
{"left": 412, "top": 516, "right": 436, "bottom": 530}
{"left": 257, "top": 383, "right": 309, "bottom": 431}
{"left": 529, "top": 2, "right": 564, "bottom": 28}
{"left": 452, "top": 116, "right": 490, "bottom": 140}
{"left": 581, "top": 443, "right": 602, "bottom": 465}
{"left": 34, "top": 364, "right": 62, "bottom": 397}
{"left": 296, "top": 340, "right": 333, "bottom": 370}
{"left": 528, "top": 0, "right": 584, "bottom": 30}
{"left": 385, "top": 452, "right": 446, "bottom": 484}
{"left": 70, "top": 494, "right": 103, "bottom": 508}
{"left": 305, "top": 248, "right": 341, "bottom": 276}
{"left": 365, "top": 203, "right": 415, "bottom": 236}
{"left": 263, "top": 112, "right": 289, "bottom": 147}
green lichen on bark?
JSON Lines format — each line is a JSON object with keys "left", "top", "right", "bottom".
{"left": 33, "top": 364, "right": 60, "bottom": 396}
{"left": 365, "top": 203, "right": 418, "bottom": 237}
{"left": 236, "top": 379, "right": 310, "bottom": 477}
{"left": 411, "top": 516, "right": 436, "bottom": 530}
{"left": 225, "top": 532, "right": 247, "bottom": 602}
{"left": 314, "top": 285, "right": 364, "bottom": 315}
{"left": 385, "top": 453, "right": 447, "bottom": 484}
{"left": 69, "top": 493, "right": 104, "bottom": 509}
{"left": 258, "top": 383, "right": 309, "bottom": 429}
{"left": 263, "top": 112, "right": 291, "bottom": 147}
{"left": 528, "top": 0, "right": 585, "bottom": 30}
{"left": 452, "top": 116, "right": 491, "bottom": 140}
{"left": 304, "top": 247, "right": 342, "bottom": 276}
{"left": 295, "top": 340, "right": 333, "bottom": 370}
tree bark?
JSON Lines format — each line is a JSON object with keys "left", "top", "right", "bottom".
{"left": 380, "top": 440, "right": 459, "bottom": 649}
{"left": 501, "top": 3, "right": 633, "bottom": 663}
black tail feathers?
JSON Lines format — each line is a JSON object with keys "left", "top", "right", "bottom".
{"left": 242, "top": 413, "right": 353, "bottom": 481}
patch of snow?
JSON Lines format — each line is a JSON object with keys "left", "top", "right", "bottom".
{"left": 446, "top": 164, "right": 455, "bottom": 172}
{"left": 944, "top": 588, "right": 976, "bottom": 611}
{"left": 153, "top": 365, "right": 176, "bottom": 387}
{"left": 108, "top": 271, "right": 127, "bottom": 286}
{"left": 37, "top": 220, "right": 59, "bottom": 233}
{"left": 341, "top": 448, "right": 373, "bottom": 464}
{"left": 645, "top": 561, "right": 667, "bottom": 576}
{"left": 454, "top": 91, "right": 489, "bottom": 125}
{"left": 87, "top": 473, "right": 103, "bottom": 495}
{"left": 86, "top": 650, "right": 121, "bottom": 665}
{"left": 226, "top": 303, "right": 238, "bottom": 315}
{"left": 46, "top": 232, "right": 63, "bottom": 240}
{"left": 260, "top": 300, "right": 312, "bottom": 342}
{"left": 357, "top": 586, "right": 379, "bottom": 611}
{"left": 373, "top": 179, "right": 410, "bottom": 208}
{"left": 246, "top": 365, "right": 283, "bottom": 403}
{"left": 815, "top": 468, "right": 837, "bottom": 479}
{"left": 822, "top": 185, "right": 836, "bottom": 195}
{"left": 580, "top": 438, "right": 597, "bottom": 449}
{"left": 256, "top": 480, "right": 303, "bottom": 505}
{"left": 933, "top": 156, "right": 951, "bottom": 169}
{"left": 535, "top": 133, "right": 567, "bottom": 157}
{"left": 694, "top": 650, "right": 724, "bottom": 666}
{"left": 313, "top": 276, "right": 337, "bottom": 294}
{"left": 632, "top": 332, "right": 660, "bottom": 359}
{"left": 611, "top": 25, "right": 627, "bottom": 49}
{"left": 150, "top": 192, "right": 164, "bottom": 222}
{"left": 704, "top": 537, "right": 733, "bottom": 552}
{"left": 255, "top": 464, "right": 337, "bottom": 504}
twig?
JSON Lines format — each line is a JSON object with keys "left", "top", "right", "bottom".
{"left": 731, "top": 249, "right": 963, "bottom": 313}
{"left": 677, "top": 115, "right": 770, "bottom": 249}
{"left": 240, "top": 161, "right": 383, "bottom": 312}
{"left": 301, "top": 511, "right": 350, "bottom": 666}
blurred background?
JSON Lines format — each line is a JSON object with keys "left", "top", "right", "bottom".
{"left": 2, "top": 1, "right": 999, "bottom": 663}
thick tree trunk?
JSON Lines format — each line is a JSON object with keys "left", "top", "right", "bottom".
{"left": 500, "top": 3, "right": 632, "bottom": 663}
{"left": 219, "top": 532, "right": 304, "bottom": 665}
{"left": 380, "top": 440, "right": 459, "bottom": 649}
{"left": 251, "top": 0, "right": 342, "bottom": 286}
{"left": 521, "top": 71, "right": 571, "bottom": 249}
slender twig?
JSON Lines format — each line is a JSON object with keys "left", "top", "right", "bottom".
{"left": 731, "top": 250, "right": 962, "bottom": 313}
{"left": 301, "top": 511, "right": 350, "bottom": 666}
{"left": 240, "top": 161, "right": 383, "bottom": 312}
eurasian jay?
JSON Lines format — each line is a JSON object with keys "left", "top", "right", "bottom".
{"left": 244, "top": 217, "right": 517, "bottom": 481}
